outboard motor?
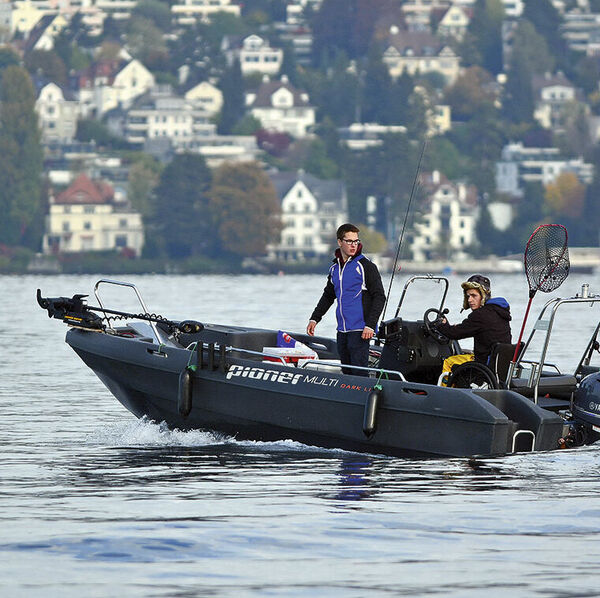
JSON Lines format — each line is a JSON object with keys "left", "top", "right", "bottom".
{"left": 573, "top": 372, "right": 600, "bottom": 430}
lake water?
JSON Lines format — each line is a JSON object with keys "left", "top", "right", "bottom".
{"left": 2, "top": 272, "right": 600, "bottom": 597}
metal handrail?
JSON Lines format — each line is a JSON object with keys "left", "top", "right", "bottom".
{"left": 94, "top": 279, "right": 160, "bottom": 342}
{"left": 507, "top": 287, "right": 600, "bottom": 403}
{"left": 394, "top": 275, "right": 449, "bottom": 318}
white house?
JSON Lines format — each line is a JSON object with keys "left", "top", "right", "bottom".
{"left": 495, "top": 142, "right": 594, "bottom": 197}
{"left": 267, "top": 170, "right": 347, "bottom": 262}
{"left": 35, "top": 81, "right": 80, "bottom": 143}
{"left": 410, "top": 171, "right": 479, "bottom": 262}
{"left": 43, "top": 173, "right": 144, "bottom": 256}
{"left": 72, "top": 58, "right": 156, "bottom": 117}
{"left": 532, "top": 72, "right": 585, "bottom": 131}
{"left": 106, "top": 87, "right": 216, "bottom": 147}
{"left": 171, "top": 0, "right": 240, "bottom": 26}
{"left": 435, "top": 5, "right": 471, "bottom": 41}
{"left": 246, "top": 75, "right": 315, "bottom": 137}
{"left": 184, "top": 80, "right": 223, "bottom": 116}
{"left": 230, "top": 34, "right": 284, "bottom": 76}
{"left": 382, "top": 27, "right": 461, "bottom": 85}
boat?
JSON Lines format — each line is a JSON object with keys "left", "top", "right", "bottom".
{"left": 37, "top": 276, "right": 600, "bottom": 458}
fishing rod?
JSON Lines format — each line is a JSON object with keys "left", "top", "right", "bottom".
{"left": 380, "top": 138, "right": 427, "bottom": 323}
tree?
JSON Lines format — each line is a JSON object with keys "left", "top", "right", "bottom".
{"left": 461, "top": 0, "right": 505, "bottom": 74}
{"left": 0, "top": 47, "right": 20, "bottom": 72}
{"left": 303, "top": 137, "right": 339, "bottom": 179}
{"left": 0, "top": 66, "right": 43, "bottom": 247}
{"left": 24, "top": 50, "right": 68, "bottom": 86}
{"left": 443, "top": 66, "right": 496, "bottom": 121}
{"left": 126, "top": 16, "right": 168, "bottom": 67}
{"left": 544, "top": 172, "right": 585, "bottom": 219}
{"left": 150, "top": 153, "right": 213, "bottom": 258}
{"left": 209, "top": 162, "right": 282, "bottom": 258}
{"left": 132, "top": 0, "right": 172, "bottom": 32}
{"left": 127, "top": 153, "right": 162, "bottom": 217}
{"left": 361, "top": 45, "right": 393, "bottom": 124}
{"left": 218, "top": 59, "right": 244, "bottom": 134}
{"left": 509, "top": 20, "right": 554, "bottom": 76}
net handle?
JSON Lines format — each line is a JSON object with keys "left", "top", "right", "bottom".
{"left": 512, "top": 224, "right": 569, "bottom": 364}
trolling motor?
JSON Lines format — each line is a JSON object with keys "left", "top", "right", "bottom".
{"left": 37, "top": 289, "right": 104, "bottom": 330}
{"left": 37, "top": 289, "right": 204, "bottom": 334}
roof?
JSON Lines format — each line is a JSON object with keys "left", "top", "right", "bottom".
{"left": 54, "top": 173, "right": 114, "bottom": 205}
{"left": 248, "top": 77, "right": 311, "bottom": 108}
{"left": 384, "top": 30, "right": 451, "bottom": 57}
{"left": 268, "top": 170, "right": 346, "bottom": 207}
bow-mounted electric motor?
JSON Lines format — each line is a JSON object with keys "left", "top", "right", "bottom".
{"left": 37, "top": 289, "right": 104, "bottom": 330}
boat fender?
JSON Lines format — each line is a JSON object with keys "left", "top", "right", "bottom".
{"left": 178, "top": 367, "right": 193, "bottom": 417}
{"left": 363, "top": 387, "right": 382, "bottom": 438}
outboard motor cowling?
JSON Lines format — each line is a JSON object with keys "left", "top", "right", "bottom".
{"left": 573, "top": 372, "right": 600, "bottom": 428}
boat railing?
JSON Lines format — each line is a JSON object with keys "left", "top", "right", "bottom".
{"left": 94, "top": 279, "right": 161, "bottom": 343}
{"left": 507, "top": 285, "right": 600, "bottom": 403}
{"left": 215, "top": 345, "right": 408, "bottom": 381}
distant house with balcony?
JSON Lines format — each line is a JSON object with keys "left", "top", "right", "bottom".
{"left": 105, "top": 86, "right": 215, "bottom": 148}
{"left": 223, "top": 34, "right": 283, "bottom": 76}
{"left": 532, "top": 72, "right": 586, "bottom": 131}
{"left": 246, "top": 75, "right": 315, "bottom": 137}
{"left": 266, "top": 170, "right": 347, "bottom": 262}
{"left": 496, "top": 142, "right": 594, "bottom": 198}
{"left": 410, "top": 171, "right": 479, "bottom": 262}
{"left": 171, "top": 0, "right": 240, "bottom": 25}
{"left": 43, "top": 173, "right": 144, "bottom": 256}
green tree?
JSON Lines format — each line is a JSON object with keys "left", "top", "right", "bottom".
{"left": 443, "top": 66, "right": 496, "bottom": 121}
{"left": 24, "top": 50, "right": 68, "bottom": 86}
{"left": 127, "top": 153, "right": 163, "bottom": 217}
{"left": 132, "top": 0, "right": 171, "bottom": 32}
{"left": 150, "top": 153, "right": 213, "bottom": 258}
{"left": 461, "top": 0, "right": 505, "bottom": 74}
{"left": 303, "top": 137, "right": 339, "bottom": 179}
{"left": 502, "top": 58, "right": 534, "bottom": 125}
{"left": 0, "top": 47, "right": 20, "bottom": 71}
{"left": 126, "top": 16, "right": 168, "bottom": 67}
{"left": 361, "top": 45, "right": 393, "bottom": 124}
{"left": 522, "top": 0, "right": 567, "bottom": 71}
{"left": 218, "top": 59, "right": 244, "bottom": 134}
{"left": 0, "top": 66, "right": 43, "bottom": 247}
{"left": 510, "top": 20, "right": 554, "bottom": 76}
{"left": 209, "top": 162, "right": 282, "bottom": 258}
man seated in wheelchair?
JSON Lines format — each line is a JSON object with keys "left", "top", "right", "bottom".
{"left": 434, "top": 274, "right": 512, "bottom": 376}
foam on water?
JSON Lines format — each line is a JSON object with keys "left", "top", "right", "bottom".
{"left": 87, "top": 415, "right": 354, "bottom": 455}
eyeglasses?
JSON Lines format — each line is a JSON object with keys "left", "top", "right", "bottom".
{"left": 341, "top": 238, "right": 360, "bottom": 246}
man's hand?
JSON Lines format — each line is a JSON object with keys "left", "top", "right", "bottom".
{"left": 362, "top": 326, "right": 375, "bottom": 340}
{"left": 307, "top": 320, "right": 317, "bottom": 336}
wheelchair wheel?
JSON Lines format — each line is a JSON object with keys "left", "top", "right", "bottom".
{"left": 447, "top": 361, "right": 499, "bottom": 390}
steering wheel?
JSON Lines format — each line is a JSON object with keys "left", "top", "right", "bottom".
{"left": 423, "top": 308, "right": 450, "bottom": 344}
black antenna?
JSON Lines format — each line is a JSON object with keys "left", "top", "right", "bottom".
{"left": 380, "top": 139, "right": 427, "bottom": 322}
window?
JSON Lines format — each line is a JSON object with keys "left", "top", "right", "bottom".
{"left": 304, "top": 219, "right": 313, "bottom": 228}
{"left": 286, "top": 236, "right": 295, "bottom": 246}
{"left": 84, "top": 206, "right": 95, "bottom": 214}
{"left": 115, "top": 235, "right": 127, "bottom": 248}
{"left": 304, "top": 236, "right": 313, "bottom": 246}
{"left": 119, "top": 219, "right": 128, "bottom": 228}
{"left": 84, "top": 221, "right": 91, "bottom": 230}
{"left": 62, "top": 222, "right": 70, "bottom": 232}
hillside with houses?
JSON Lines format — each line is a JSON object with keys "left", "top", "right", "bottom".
{"left": 1, "top": 0, "right": 600, "bottom": 273}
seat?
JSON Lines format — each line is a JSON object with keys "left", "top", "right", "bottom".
{"left": 487, "top": 342, "right": 522, "bottom": 388}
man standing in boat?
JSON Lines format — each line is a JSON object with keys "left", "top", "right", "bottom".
{"left": 435, "top": 274, "right": 512, "bottom": 365}
{"left": 307, "top": 223, "right": 386, "bottom": 376}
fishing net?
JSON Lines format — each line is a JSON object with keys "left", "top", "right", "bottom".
{"left": 524, "top": 224, "right": 570, "bottom": 295}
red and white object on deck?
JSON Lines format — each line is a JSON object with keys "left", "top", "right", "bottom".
{"left": 262, "top": 331, "right": 318, "bottom": 366}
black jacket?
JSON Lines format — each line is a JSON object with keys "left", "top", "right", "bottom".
{"left": 436, "top": 297, "right": 512, "bottom": 363}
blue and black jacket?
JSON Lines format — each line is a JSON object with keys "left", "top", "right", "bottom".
{"left": 310, "top": 245, "right": 386, "bottom": 333}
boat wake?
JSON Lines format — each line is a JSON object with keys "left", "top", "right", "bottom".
{"left": 88, "top": 416, "right": 354, "bottom": 456}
